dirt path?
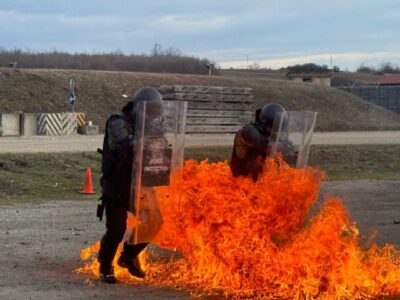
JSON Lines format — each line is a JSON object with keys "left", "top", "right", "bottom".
{"left": 318, "top": 180, "right": 400, "bottom": 246}
{"left": 1, "top": 180, "right": 399, "bottom": 299}
{"left": 0, "top": 131, "right": 400, "bottom": 153}
{"left": 0, "top": 200, "right": 190, "bottom": 300}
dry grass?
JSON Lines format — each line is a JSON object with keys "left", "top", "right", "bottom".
{"left": 0, "top": 67, "right": 399, "bottom": 132}
{"left": 0, "top": 145, "right": 399, "bottom": 204}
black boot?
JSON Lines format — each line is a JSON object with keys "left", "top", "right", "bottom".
{"left": 117, "top": 255, "right": 145, "bottom": 278}
{"left": 117, "top": 243, "right": 147, "bottom": 278}
{"left": 99, "top": 264, "right": 117, "bottom": 284}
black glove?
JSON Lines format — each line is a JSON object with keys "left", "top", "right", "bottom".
{"left": 97, "top": 197, "right": 105, "bottom": 221}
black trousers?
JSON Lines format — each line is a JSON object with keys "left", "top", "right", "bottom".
{"left": 98, "top": 203, "right": 148, "bottom": 268}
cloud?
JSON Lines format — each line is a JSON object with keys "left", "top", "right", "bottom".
{"left": 0, "top": 9, "right": 127, "bottom": 29}
{"left": 0, "top": 9, "right": 148, "bottom": 53}
{"left": 1, "top": 1, "right": 399, "bottom": 70}
{"left": 193, "top": 47, "right": 305, "bottom": 62}
{"left": 150, "top": 13, "right": 232, "bottom": 33}
{"left": 218, "top": 51, "right": 400, "bottom": 70}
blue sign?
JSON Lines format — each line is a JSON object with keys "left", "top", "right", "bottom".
{"left": 69, "top": 92, "right": 76, "bottom": 112}
{"left": 69, "top": 92, "right": 76, "bottom": 105}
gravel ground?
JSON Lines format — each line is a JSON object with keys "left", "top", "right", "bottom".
{"left": 0, "top": 180, "right": 399, "bottom": 299}
{"left": 0, "top": 131, "right": 400, "bottom": 153}
{"left": 0, "top": 201, "right": 190, "bottom": 300}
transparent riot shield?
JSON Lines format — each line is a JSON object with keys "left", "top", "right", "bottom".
{"left": 127, "top": 100, "right": 187, "bottom": 244}
{"left": 268, "top": 111, "right": 317, "bottom": 168}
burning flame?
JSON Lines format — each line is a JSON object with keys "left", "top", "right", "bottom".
{"left": 77, "top": 158, "right": 400, "bottom": 299}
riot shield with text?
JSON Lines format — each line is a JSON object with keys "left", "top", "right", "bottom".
{"left": 268, "top": 111, "right": 317, "bottom": 168}
{"left": 127, "top": 100, "right": 187, "bottom": 244}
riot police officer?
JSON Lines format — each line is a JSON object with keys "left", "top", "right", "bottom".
{"left": 230, "top": 103, "right": 286, "bottom": 181}
{"left": 97, "top": 87, "right": 163, "bottom": 283}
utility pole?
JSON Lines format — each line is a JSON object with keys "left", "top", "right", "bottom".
{"left": 206, "top": 64, "right": 214, "bottom": 76}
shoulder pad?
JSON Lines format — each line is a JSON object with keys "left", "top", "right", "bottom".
{"left": 239, "top": 124, "right": 262, "bottom": 147}
{"left": 107, "top": 114, "right": 129, "bottom": 146}
{"left": 108, "top": 112, "right": 124, "bottom": 121}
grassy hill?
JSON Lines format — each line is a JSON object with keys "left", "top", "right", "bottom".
{"left": 0, "top": 67, "right": 399, "bottom": 132}
{"left": 220, "top": 68, "right": 382, "bottom": 86}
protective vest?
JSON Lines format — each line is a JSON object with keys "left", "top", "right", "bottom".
{"left": 101, "top": 112, "right": 135, "bottom": 209}
{"left": 230, "top": 123, "right": 268, "bottom": 181}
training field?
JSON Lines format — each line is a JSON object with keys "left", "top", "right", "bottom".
{"left": 1, "top": 67, "right": 399, "bottom": 297}
{"left": 0, "top": 179, "right": 399, "bottom": 299}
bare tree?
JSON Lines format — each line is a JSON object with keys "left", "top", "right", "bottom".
{"left": 0, "top": 47, "right": 213, "bottom": 75}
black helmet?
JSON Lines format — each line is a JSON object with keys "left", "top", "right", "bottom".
{"left": 258, "top": 103, "right": 286, "bottom": 132}
{"left": 132, "top": 87, "right": 162, "bottom": 103}
{"left": 122, "top": 87, "right": 162, "bottom": 113}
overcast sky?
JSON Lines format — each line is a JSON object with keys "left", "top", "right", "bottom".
{"left": 1, "top": 0, "right": 399, "bottom": 70}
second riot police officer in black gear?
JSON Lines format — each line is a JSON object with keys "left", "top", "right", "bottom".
{"left": 97, "top": 87, "right": 163, "bottom": 284}
{"left": 230, "top": 103, "right": 286, "bottom": 181}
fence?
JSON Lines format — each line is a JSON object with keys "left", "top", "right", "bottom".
{"left": 338, "top": 85, "right": 400, "bottom": 113}
{"left": 158, "top": 85, "right": 254, "bottom": 133}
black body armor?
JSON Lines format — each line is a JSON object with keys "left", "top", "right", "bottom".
{"left": 230, "top": 123, "right": 269, "bottom": 181}
{"left": 101, "top": 112, "right": 135, "bottom": 210}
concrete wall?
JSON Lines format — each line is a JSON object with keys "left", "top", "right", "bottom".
{"left": 290, "top": 77, "right": 331, "bottom": 87}
{"left": 292, "top": 78, "right": 304, "bottom": 84}
{"left": 77, "top": 125, "right": 99, "bottom": 135}
{"left": 20, "top": 113, "right": 38, "bottom": 136}
{"left": 0, "top": 112, "right": 89, "bottom": 137}
{"left": 312, "top": 77, "right": 331, "bottom": 87}
{"left": 0, "top": 113, "right": 20, "bottom": 136}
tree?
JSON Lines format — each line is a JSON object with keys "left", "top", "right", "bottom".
{"left": 377, "top": 61, "right": 400, "bottom": 74}
{"left": 150, "top": 43, "right": 182, "bottom": 57}
{"left": 0, "top": 48, "right": 210, "bottom": 75}
{"left": 150, "top": 43, "right": 163, "bottom": 56}
{"left": 163, "top": 47, "right": 182, "bottom": 57}
{"left": 287, "top": 63, "right": 329, "bottom": 73}
{"left": 356, "top": 64, "right": 375, "bottom": 73}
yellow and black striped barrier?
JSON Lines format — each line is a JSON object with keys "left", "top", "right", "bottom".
{"left": 38, "top": 113, "right": 78, "bottom": 135}
{"left": 76, "top": 112, "right": 87, "bottom": 127}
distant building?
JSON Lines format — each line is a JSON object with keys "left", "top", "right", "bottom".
{"left": 338, "top": 73, "right": 400, "bottom": 113}
{"left": 374, "top": 74, "right": 400, "bottom": 86}
{"left": 286, "top": 71, "right": 332, "bottom": 87}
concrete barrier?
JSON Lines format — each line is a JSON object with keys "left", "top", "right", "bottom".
{"left": 37, "top": 113, "right": 77, "bottom": 136}
{"left": 20, "top": 113, "right": 38, "bottom": 136}
{"left": 0, "top": 113, "right": 20, "bottom": 137}
{"left": 76, "top": 112, "right": 86, "bottom": 127}
{"left": 77, "top": 125, "right": 99, "bottom": 135}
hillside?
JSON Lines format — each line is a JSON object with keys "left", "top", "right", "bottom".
{"left": 0, "top": 68, "right": 399, "bottom": 132}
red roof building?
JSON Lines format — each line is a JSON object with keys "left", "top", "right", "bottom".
{"left": 376, "top": 74, "right": 400, "bottom": 85}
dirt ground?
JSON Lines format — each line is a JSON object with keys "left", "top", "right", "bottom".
{"left": 1, "top": 180, "right": 400, "bottom": 300}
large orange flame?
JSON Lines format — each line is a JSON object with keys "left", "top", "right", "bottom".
{"left": 77, "top": 158, "right": 400, "bottom": 299}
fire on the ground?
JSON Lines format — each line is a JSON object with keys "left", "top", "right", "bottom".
{"left": 77, "top": 158, "right": 400, "bottom": 299}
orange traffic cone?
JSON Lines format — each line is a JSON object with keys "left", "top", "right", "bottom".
{"left": 81, "top": 167, "right": 96, "bottom": 194}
